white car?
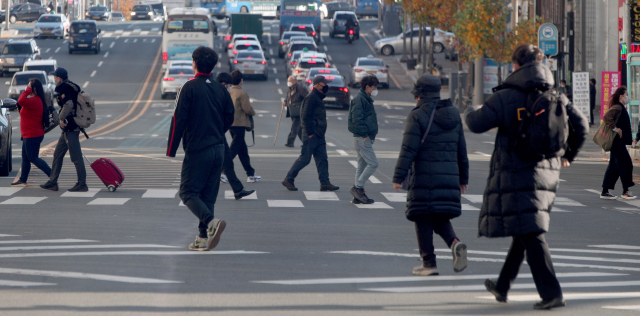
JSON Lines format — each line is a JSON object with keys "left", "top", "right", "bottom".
{"left": 300, "top": 51, "right": 330, "bottom": 66}
{"left": 6, "top": 71, "right": 54, "bottom": 107}
{"left": 278, "top": 31, "right": 307, "bottom": 57}
{"left": 231, "top": 50, "right": 267, "bottom": 80}
{"left": 168, "top": 60, "right": 193, "bottom": 67}
{"left": 303, "top": 67, "right": 340, "bottom": 84}
{"left": 349, "top": 55, "right": 389, "bottom": 89}
{"left": 228, "top": 40, "right": 262, "bottom": 64}
{"left": 227, "top": 34, "right": 260, "bottom": 55}
{"left": 23, "top": 59, "right": 57, "bottom": 84}
{"left": 33, "top": 14, "right": 68, "bottom": 39}
{"left": 161, "top": 65, "right": 194, "bottom": 99}
{"left": 293, "top": 57, "right": 329, "bottom": 81}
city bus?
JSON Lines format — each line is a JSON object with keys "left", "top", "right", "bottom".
{"left": 203, "top": 0, "right": 278, "bottom": 18}
{"left": 354, "top": 0, "right": 378, "bottom": 18}
{"left": 162, "top": 7, "right": 214, "bottom": 68}
{"left": 278, "top": 0, "right": 321, "bottom": 36}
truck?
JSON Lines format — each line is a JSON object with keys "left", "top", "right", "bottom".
{"left": 229, "top": 13, "right": 263, "bottom": 43}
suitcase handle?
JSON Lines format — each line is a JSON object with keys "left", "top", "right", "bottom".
{"left": 82, "top": 153, "right": 92, "bottom": 165}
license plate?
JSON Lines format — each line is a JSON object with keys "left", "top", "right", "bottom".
{"left": 8, "top": 68, "right": 19, "bottom": 71}
{"left": 78, "top": 44, "right": 89, "bottom": 47}
{"left": 367, "top": 71, "right": 377, "bottom": 74}
{"left": 324, "top": 97, "right": 336, "bottom": 102}
{"left": 93, "top": 16, "right": 100, "bottom": 19}
{"left": 366, "top": 5, "right": 371, "bottom": 9}
{"left": 43, "top": 31, "right": 51, "bottom": 34}
{"left": 244, "top": 70, "right": 254, "bottom": 74}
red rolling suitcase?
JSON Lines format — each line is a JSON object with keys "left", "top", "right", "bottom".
{"left": 83, "top": 154, "right": 124, "bottom": 192}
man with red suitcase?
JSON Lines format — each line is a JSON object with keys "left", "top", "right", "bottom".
{"left": 167, "top": 47, "right": 235, "bottom": 251}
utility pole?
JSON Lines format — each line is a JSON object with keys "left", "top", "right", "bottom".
{"left": 473, "top": 56, "right": 484, "bottom": 105}
{"left": 4, "top": 0, "right": 10, "bottom": 31}
{"left": 511, "top": 0, "right": 518, "bottom": 29}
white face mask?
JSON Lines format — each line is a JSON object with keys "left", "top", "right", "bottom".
{"left": 287, "top": 82, "right": 293, "bottom": 87}
{"left": 370, "top": 89, "right": 378, "bottom": 97}
{"left": 228, "top": 86, "right": 232, "bottom": 92}
{"left": 624, "top": 95, "right": 631, "bottom": 105}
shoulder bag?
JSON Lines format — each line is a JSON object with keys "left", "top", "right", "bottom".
{"left": 401, "top": 104, "right": 436, "bottom": 191}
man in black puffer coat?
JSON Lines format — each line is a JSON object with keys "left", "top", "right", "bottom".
{"left": 465, "top": 44, "right": 588, "bottom": 310}
{"left": 392, "top": 74, "right": 469, "bottom": 277}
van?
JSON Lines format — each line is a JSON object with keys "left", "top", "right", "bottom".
{"left": 68, "top": 20, "right": 101, "bottom": 54}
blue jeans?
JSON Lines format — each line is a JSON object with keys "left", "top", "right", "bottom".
{"left": 353, "top": 137, "right": 378, "bottom": 188}
{"left": 20, "top": 136, "right": 51, "bottom": 183}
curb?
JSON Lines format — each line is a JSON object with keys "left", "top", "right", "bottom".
{"left": 395, "top": 55, "right": 418, "bottom": 84}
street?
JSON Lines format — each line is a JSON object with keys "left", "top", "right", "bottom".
{"left": 0, "top": 18, "right": 639, "bottom": 315}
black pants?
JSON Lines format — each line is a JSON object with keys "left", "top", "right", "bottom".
{"left": 49, "top": 130, "right": 86, "bottom": 185}
{"left": 414, "top": 216, "right": 457, "bottom": 268}
{"left": 223, "top": 138, "right": 244, "bottom": 194}
{"left": 179, "top": 144, "right": 224, "bottom": 239}
{"left": 229, "top": 127, "right": 255, "bottom": 177}
{"left": 285, "top": 134, "right": 330, "bottom": 185}
{"left": 589, "top": 106, "right": 595, "bottom": 125}
{"left": 602, "top": 140, "right": 635, "bottom": 192}
{"left": 286, "top": 116, "right": 302, "bottom": 146}
{"left": 20, "top": 136, "right": 51, "bottom": 183}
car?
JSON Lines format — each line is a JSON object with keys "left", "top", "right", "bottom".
{"left": 303, "top": 67, "right": 340, "bottom": 84}
{"left": 308, "top": 74, "right": 350, "bottom": 109}
{"left": 286, "top": 50, "right": 306, "bottom": 76}
{"left": 289, "top": 24, "right": 319, "bottom": 43}
{"left": 349, "top": 55, "right": 389, "bottom": 88}
{"left": 293, "top": 57, "right": 330, "bottom": 81}
{"left": 33, "top": 14, "right": 68, "bottom": 39}
{"left": 168, "top": 60, "right": 192, "bottom": 67}
{"left": 228, "top": 40, "right": 262, "bottom": 64}
{"left": 320, "top": 1, "right": 352, "bottom": 19}
{"left": 153, "top": 9, "right": 164, "bottom": 21}
{"left": 23, "top": 59, "right": 57, "bottom": 84}
{"left": 0, "top": 98, "right": 17, "bottom": 176}
{"left": 85, "top": 6, "right": 109, "bottom": 21}
{"left": 130, "top": 4, "right": 154, "bottom": 20}
{"left": 329, "top": 11, "right": 359, "bottom": 38}
{"left": 107, "top": 11, "right": 125, "bottom": 22}
{"left": 0, "top": 3, "right": 47, "bottom": 23}
{"left": 230, "top": 50, "right": 268, "bottom": 80}
{"left": 0, "top": 39, "right": 41, "bottom": 77}
{"left": 227, "top": 34, "right": 259, "bottom": 54}
{"left": 6, "top": 70, "right": 54, "bottom": 108}
{"left": 299, "top": 51, "right": 330, "bottom": 66}
{"left": 284, "top": 41, "right": 317, "bottom": 62}
{"left": 161, "top": 65, "right": 194, "bottom": 99}
{"left": 68, "top": 20, "right": 101, "bottom": 54}
{"left": 278, "top": 31, "right": 306, "bottom": 58}
{"left": 374, "top": 27, "right": 446, "bottom": 56}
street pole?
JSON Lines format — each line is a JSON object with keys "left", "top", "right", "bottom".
{"left": 511, "top": 0, "right": 518, "bottom": 29}
{"left": 4, "top": 0, "right": 10, "bottom": 31}
{"left": 473, "top": 57, "right": 484, "bottom": 105}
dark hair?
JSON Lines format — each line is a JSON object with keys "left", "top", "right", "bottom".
{"left": 231, "top": 69, "right": 243, "bottom": 85}
{"left": 192, "top": 46, "right": 218, "bottom": 74}
{"left": 609, "top": 86, "right": 627, "bottom": 108}
{"left": 360, "top": 75, "right": 379, "bottom": 89}
{"left": 29, "top": 78, "right": 46, "bottom": 104}
{"left": 590, "top": 78, "right": 596, "bottom": 85}
{"left": 216, "top": 72, "right": 233, "bottom": 85}
{"left": 560, "top": 80, "right": 566, "bottom": 84}
{"left": 511, "top": 43, "right": 544, "bottom": 66}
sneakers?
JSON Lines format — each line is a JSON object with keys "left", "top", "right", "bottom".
{"left": 206, "top": 219, "right": 226, "bottom": 250}
{"left": 234, "top": 189, "right": 255, "bottom": 200}
{"left": 320, "top": 183, "right": 340, "bottom": 191}
{"left": 40, "top": 181, "right": 58, "bottom": 191}
{"left": 600, "top": 192, "right": 616, "bottom": 199}
{"left": 622, "top": 191, "right": 637, "bottom": 200}
{"left": 351, "top": 197, "right": 374, "bottom": 204}
{"left": 282, "top": 180, "right": 298, "bottom": 191}
{"left": 11, "top": 180, "right": 26, "bottom": 186}
{"left": 187, "top": 236, "right": 208, "bottom": 251}
{"left": 350, "top": 186, "right": 370, "bottom": 203}
{"left": 484, "top": 279, "right": 507, "bottom": 303}
{"left": 220, "top": 174, "right": 229, "bottom": 183}
{"left": 247, "top": 175, "right": 262, "bottom": 183}
{"left": 451, "top": 240, "right": 468, "bottom": 273}
{"left": 412, "top": 265, "right": 439, "bottom": 276}
{"left": 68, "top": 183, "right": 89, "bottom": 192}
{"left": 533, "top": 297, "right": 566, "bottom": 310}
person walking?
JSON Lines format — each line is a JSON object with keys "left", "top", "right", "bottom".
{"left": 10, "top": 79, "right": 51, "bottom": 186}
{"left": 349, "top": 75, "right": 379, "bottom": 204}
{"left": 282, "top": 76, "right": 339, "bottom": 192}
{"left": 167, "top": 47, "right": 235, "bottom": 251}
{"left": 215, "top": 72, "right": 255, "bottom": 200}
{"left": 40, "top": 68, "right": 87, "bottom": 192}
{"left": 283, "top": 75, "right": 308, "bottom": 147}
{"left": 392, "top": 74, "right": 469, "bottom": 276}
{"left": 601, "top": 86, "right": 636, "bottom": 200}
{"left": 229, "top": 70, "right": 261, "bottom": 183}
{"left": 465, "top": 44, "right": 588, "bottom": 310}
{"left": 589, "top": 78, "right": 597, "bottom": 127}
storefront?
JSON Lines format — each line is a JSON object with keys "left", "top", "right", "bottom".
{"left": 627, "top": 53, "right": 640, "bottom": 135}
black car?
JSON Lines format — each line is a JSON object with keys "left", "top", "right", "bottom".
{"left": 68, "top": 21, "right": 101, "bottom": 54}
{"left": 309, "top": 75, "right": 350, "bottom": 109}
{"left": 130, "top": 4, "right": 153, "bottom": 20}
{"left": 0, "top": 39, "right": 41, "bottom": 77}
{"left": 0, "top": 98, "right": 17, "bottom": 176}
{"left": 85, "top": 6, "right": 109, "bottom": 21}
{"left": 0, "top": 3, "right": 47, "bottom": 23}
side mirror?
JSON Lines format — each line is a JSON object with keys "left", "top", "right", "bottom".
{"left": 4, "top": 81, "right": 9, "bottom": 86}
{"left": 98, "top": 29, "right": 102, "bottom": 33}
{"left": 1, "top": 98, "right": 17, "bottom": 110}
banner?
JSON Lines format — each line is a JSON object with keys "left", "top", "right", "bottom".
{"left": 601, "top": 71, "right": 621, "bottom": 120}
{"left": 572, "top": 72, "right": 590, "bottom": 119}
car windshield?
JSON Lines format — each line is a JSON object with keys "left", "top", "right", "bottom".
{"left": 300, "top": 60, "right": 325, "bottom": 69}
{"left": 112, "top": 12, "right": 122, "bottom": 17}
{"left": 336, "top": 13, "right": 355, "bottom": 20}
{"left": 13, "top": 73, "right": 46, "bottom": 86}
{"left": 358, "top": 59, "right": 384, "bottom": 67}
{"left": 24, "top": 65, "right": 55, "bottom": 73}
{"left": 167, "top": 19, "right": 209, "bottom": 33}
{"left": 290, "top": 43, "right": 316, "bottom": 52}
{"left": 283, "top": 1, "right": 318, "bottom": 11}
{"left": 282, "top": 32, "right": 305, "bottom": 40}
{"left": 237, "top": 51, "right": 263, "bottom": 59}
{"left": 3, "top": 44, "right": 32, "bottom": 55}
{"left": 168, "top": 67, "right": 194, "bottom": 75}
{"left": 71, "top": 23, "right": 97, "bottom": 34}
{"left": 133, "top": 5, "right": 150, "bottom": 11}
{"left": 90, "top": 7, "right": 107, "bottom": 11}
{"left": 38, "top": 16, "right": 61, "bottom": 22}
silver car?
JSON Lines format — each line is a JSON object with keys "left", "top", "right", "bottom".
{"left": 161, "top": 66, "right": 194, "bottom": 99}
{"left": 107, "top": 12, "right": 126, "bottom": 22}
{"left": 349, "top": 55, "right": 389, "bottom": 89}
{"left": 6, "top": 71, "right": 54, "bottom": 106}
{"left": 293, "top": 58, "right": 330, "bottom": 81}
{"left": 303, "top": 67, "right": 340, "bottom": 84}
{"left": 231, "top": 50, "right": 268, "bottom": 80}
{"left": 374, "top": 27, "right": 446, "bottom": 56}
{"left": 33, "top": 14, "right": 68, "bottom": 39}
{"left": 278, "top": 31, "right": 306, "bottom": 58}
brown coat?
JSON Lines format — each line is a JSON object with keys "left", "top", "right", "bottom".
{"left": 230, "top": 85, "right": 255, "bottom": 128}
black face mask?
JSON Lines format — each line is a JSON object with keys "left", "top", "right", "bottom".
{"left": 321, "top": 85, "right": 329, "bottom": 93}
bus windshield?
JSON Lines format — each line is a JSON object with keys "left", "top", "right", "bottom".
{"left": 167, "top": 19, "right": 210, "bottom": 33}
{"left": 283, "top": 1, "right": 317, "bottom": 11}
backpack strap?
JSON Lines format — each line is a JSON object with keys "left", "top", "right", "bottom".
{"left": 419, "top": 104, "right": 437, "bottom": 145}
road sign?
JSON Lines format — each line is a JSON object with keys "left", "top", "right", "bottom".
{"left": 538, "top": 23, "right": 558, "bottom": 56}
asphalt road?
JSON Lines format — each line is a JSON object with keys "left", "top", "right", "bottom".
{"left": 0, "top": 19, "right": 638, "bottom": 316}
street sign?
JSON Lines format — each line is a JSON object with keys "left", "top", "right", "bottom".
{"left": 542, "top": 58, "right": 557, "bottom": 71}
{"left": 538, "top": 23, "right": 558, "bottom": 56}
{"left": 572, "top": 72, "right": 590, "bottom": 119}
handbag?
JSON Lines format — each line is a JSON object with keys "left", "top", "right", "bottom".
{"left": 246, "top": 116, "right": 255, "bottom": 147}
{"left": 288, "top": 102, "right": 302, "bottom": 117}
{"left": 593, "top": 117, "right": 618, "bottom": 152}
{"left": 401, "top": 104, "right": 436, "bottom": 191}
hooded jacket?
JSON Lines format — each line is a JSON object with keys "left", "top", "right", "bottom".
{"left": 392, "top": 98, "right": 469, "bottom": 221}
{"left": 301, "top": 88, "right": 327, "bottom": 137}
{"left": 348, "top": 88, "right": 378, "bottom": 140}
{"left": 465, "top": 62, "right": 589, "bottom": 238}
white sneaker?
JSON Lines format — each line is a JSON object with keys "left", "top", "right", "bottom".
{"left": 220, "top": 174, "right": 228, "bottom": 183}
{"left": 247, "top": 175, "right": 262, "bottom": 183}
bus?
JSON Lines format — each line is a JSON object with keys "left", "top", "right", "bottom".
{"left": 278, "top": 0, "right": 321, "bottom": 36}
{"left": 162, "top": 8, "right": 215, "bottom": 68}
{"left": 203, "top": 0, "right": 278, "bottom": 18}
{"left": 354, "top": 0, "right": 378, "bottom": 18}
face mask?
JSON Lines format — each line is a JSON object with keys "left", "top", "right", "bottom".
{"left": 371, "top": 89, "right": 378, "bottom": 97}
{"left": 624, "top": 95, "right": 631, "bottom": 105}
{"left": 227, "top": 86, "right": 232, "bottom": 92}
{"left": 287, "top": 82, "right": 293, "bottom": 87}
{"left": 321, "top": 85, "right": 329, "bottom": 93}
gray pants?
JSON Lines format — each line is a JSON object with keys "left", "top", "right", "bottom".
{"left": 49, "top": 130, "right": 86, "bottom": 185}
{"left": 353, "top": 137, "right": 378, "bottom": 188}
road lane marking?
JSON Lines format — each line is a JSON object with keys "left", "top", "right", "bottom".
{"left": 275, "top": 78, "right": 280, "bottom": 85}
{"left": 273, "top": 67, "right": 277, "bottom": 74}
{"left": 97, "top": 61, "right": 103, "bottom": 67}
{"left": 551, "top": 248, "right": 640, "bottom": 256}
{"left": 0, "top": 197, "right": 47, "bottom": 205}
{"left": 133, "top": 28, "right": 141, "bottom": 33}
{"left": 0, "top": 188, "right": 22, "bottom": 196}
{"left": 104, "top": 51, "right": 109, "bottom": 58}
{"left": 90, "top": 70, "right": 96, "bottom": 77}
{"left": 109, "top": 42, "right": 115, "bottom": 48}
{"left": 474, "top": 151, "right": 491, "bottom": 156}
{"left": 0, "top": 279, "right": 55, "bottom": 287}
{"left": 151, "top": 27, "right": 159, "bottom": 31}
{"left": 492, "top": 292, "right": 640, "bottom": 302}
{"left": 225, "top": 190, "right": 257, "bottom": 199}
{"left": 54, "top": 47, "right": 60, "bottom": 53}
{"left": 133, "top": 39, "right": 138, "bottom": 43}
{"left": 354, "top": 202, "right": 392, "bottom": 209}
{"left": 0, "top": 239, "right": 96, "bottom": 244}
{"left": 123, "top": 31, "right": 131, "bottom": 36}
{"left": 267, "top": 200, "right": 304, "bottom": 207}
{"left": 87, "top": 198, "right": 130, "bottom": 205}
{"left": 142, "top": 189, "right": 178, "bottom": 198}
{"left": 45, "top": 48, "right": 50, "bottom": 53}
{"left": 327, "top": 142, "right": 336, "bottom": 147}
{"left": 0, "top": 244, "right": 178, "bottom": 251}
{"left": 141, "top": 31, "right": 149, "bottom": 35}
{"left": 0, "top": 267, "right": 181, "bottom": 284}
{"left": 462, "top": 204, "right": 480, "bottom": 211}
{"left": 271, "top": 114, "right": 276, "bottom": 117}
{"left": 151, "top": 39, "right": 156, "bottom": 43}
{"left": 327, "top": 54, "right": 332, "bottom": 61}
{"left": 271, "top": 58, "right": 275, "bottom": 64}
{"left": 0, "top": 250, "right": 268, "bottom": 259}
{"left": 115, "top": 30, "right": 123, "bottom": 33}
{"left": 554, "top": 197, "right": 585, "bottom": 206}
{"left": 0, "top": 234, "right": 19, "bottom": 237}
{"left": 323, "top": 45, "right": 328, "bottom": 51}
{"left": 590, "top": 245, "right": 640, "bottom": 250}
{"left": 337, "top": 117, "right": 343, "bottom": 120}
{"left": 61, "top": 188, "right": 100, "bottom": 197}
{"left": 363, "top": 280, "right": 640, "bottom": 293}
{"left": 269, "top": 48, "right": 273, "bottom": 55}
{"left": 278, "top": 88, "right": 283, "bottom": 94}
{"left": 369, "top": 176, "right": 381, "bottom": 183}
{"left": 603, "top": 304, "right": 640, "bottom": 311}
{"left": 83, "top": 81, "right": 89, "bottom": 88}
{"left": 304, "top": 191, "right": 339, "bottom": 201}
{"left": 462, "top": 194, "right": 483, "bottom": 203}
{"left": 336, "top": 150, "right": 348, "bottom": 156}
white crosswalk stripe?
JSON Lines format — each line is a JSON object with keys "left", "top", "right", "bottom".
{"left": 267, "top": 200, "right": 304, "bottom": 207}
{"left": 0, "top": 197, "right": 46, "bottom": 204}
{"left": 61, "top": 188, "right": 101, "bottom": 197}
{"left": 304, "top": 191, "right": 339, "bottom": 201}
{"left": 87, "top": 198, "right": 130, "bottom": 205}
{"left": 141, "top": 189, "right": 178, "bottom": 198}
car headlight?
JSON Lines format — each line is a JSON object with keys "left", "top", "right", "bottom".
{"left": 69, "top": 37, "right": 73, "bottom": 43}
{"left": 104, "top": 13, "right": 108, "bottom": 16}
{"left": 131, "top": 12, "right": 136, "bottom": 15}
{"left": 85, "top": 12, "right": 90, "bottom": 16}
{"left": 8, "top": 88, "right": 16, "bottom": 94}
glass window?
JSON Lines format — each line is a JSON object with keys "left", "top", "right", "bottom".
{"left": 237, "top": 51, "right": 263, "bottom": 59}
{"left": 167, "top": 19, "right": 209, "bottom": 33}
{"left": 335, "top": 13, "right": 354, "bottom": 20}
{"left": 71, "top": 23, "right": 97, "bottom": 34}
{"left": 168, "top": 67, "right": 194, "bottom": 75}
{"left": 326, "top": 76, "right": 344, "bottom": 86}
{"left": 38, "top": 15, "right": 61, "bottom": 22}
{"left": 358, "top": 59, "right": 384, "bottom": 66}
{"left": 13, "top": 74, "right": 46, "bottom": 86}
{"left": 24, "top": 65, "right": 55, "bottom": 73}
{"left": 89, "top": 6, "right": 107, "bottom": 11}
{"left": 132, "top": 5, "right": 151, "bottom": 11}
{"left": 283, "top": 1, "right": 318, "bottom": 11}
{"left": 290, "top": 43, "right": 316, "bottom": 52}
{"left": 3, "top": 44, "right": 32, "bottom": 54}
{"left": 235, "top": 44, "right": 261, "bottom": 51}
{"left": 300, "top": 60, "right": 325, "bottom": 68}
{"left": 112, "top": 12, "right": 122, "bottom": 17}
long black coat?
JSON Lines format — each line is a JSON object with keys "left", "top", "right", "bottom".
{"left": 393, "top": 98, "right": 469, "bottom": 221}
{"left": 465, "top": 62, "right": 589, "bottom": 238}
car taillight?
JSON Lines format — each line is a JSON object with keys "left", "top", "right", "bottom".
{"left": 349, "top": 29, "right": 354, "bottom": 35}
{"left": 288, "top": 53, "right": 292, "bottom": 57}
{"left": 224, "top": 35, "right": 231, "bottom": 40}
{"left": 291, "top": 62, "right": 297, "bottom": 65}
{"left": 242, "top": 36, "right": 248, "bottom": 39}
{"left": 295, "top": 70, "right": 300, "bottom": 73}
{"left": 233, "top": 51, "right": 238, "bottom": 54}
{"left": 308, "top": 61, "right": 317, "bottom": 64}
{"left": 162, "top": 52, "right": 167, "bottom": 63}
{"left": 306, "top": 79, "right": 312, "bottom": 83}
{"left": 355, "top": 69, "right": 363, "bottom": 72}
{"left": 228, "top": 44, "right": 233, "bottom": 49}
{"left": 326, "top": 64, "right": 331, "bottom": 68}
{"left": 261, "top": 61, "right": 266, "bottom": 64}
{"left": 380, "top": 69, "right": 388, "bottom": 73}
{"left": 233, "top": 60, "right": 238, "bottom": 64}
{"left": 340, "top": 88, "right": 349, "bottom": 93}
{"left": 247, "top": 56, "right": 253, "bottom": 59}
{"left": 280, "top": 41, "right": 284, "bottom": 45}
{"left": 311, "top": 32, "right": 316, "bottom": 36}
{"left": 299, "top": 26, "right": 306, "bottom": 29}
{"left": 163, "top": 77, "right": 174, "bottom": 81}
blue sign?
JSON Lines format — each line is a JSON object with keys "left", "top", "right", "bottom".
{"left": 538, "top": 23, "right": 558, "bottom": 56}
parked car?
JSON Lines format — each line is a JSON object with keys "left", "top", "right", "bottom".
{"left": 230, "top": 50, "right": 267, "bottom": 80}
{"left": 85, "top": 6, "right": 109, "bottom": 21}
{"left": 23, "top": 59, "right": 57, "bottom": 84}
{"left": 33, "top": 14, "right": 68, "bottom": 39}
{"left": 308, "top": 74, "right": 350, "bottom": 109}
{"left": 0, "top": 39, "right": 41, "bottom": 77}
{"left": 68, "top": 20, "right": 101, "bottom": 54}
{"left": 107, "top": 11, "right": 125, "bottom": 22}
{"left": 161, "top": 65, "right": 194, "bottom": 99}
{"left": 289, "top": 23, "right": 319, "bottom": 43}
{"left": 329, "top": 11, "right": 359, "bottom": 38}
{"left": 320, "top": 2, "right": 352, "bottom": 19}
{"left": 374, "top": 27, "right": 446, "bottom": 56}
{"left": 130, "top": 4, "right": 153, "bottom": 20}
{"left": 0, "top": 98, "right": 17, "bottom": 176}
{"left": 0, "top": 3, "right": 47, "bottom": 23}
{"left": 6, "top": 70, "right": 54, "bottom": 109}
{"left": 349, "top": 55, "right": 389, "bottom": 88}
{"left": 278, "top": 31, "right": 306, "bottom": 58}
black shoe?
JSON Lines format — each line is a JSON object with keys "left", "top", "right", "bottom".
{"left": 351, "top": 197, "right": 374, "bottom": 204}
{"left": 68, "top": 183, "right": 88, "bottom": 192}
{"left": 349, "top": 186, "right": 367, "bottom": 203}
{"left": 320, "top": 183, "right": 339, "bottom": 191}
{"left": 533, "top": 297, "right": 566, "bottom": 310}
{"left": 284, "top": 143, "right": 294, "bottom": 148}
{"left": 282, "top": 180, "right": 298, "bottom": 191}
{"left": 234, "top": 189, "right": 255, "bottom": 200}
{"left": 40, "top": 181, "right": 58, "bottom": 191}
{"left": 11, "top": 180, "right": 26, "bottom": 186}
{"left": 484, "top": 279, "right": 507, "bottom": 303}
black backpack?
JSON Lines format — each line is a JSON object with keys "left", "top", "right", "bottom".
{"left": 42, "top": 98, "right": 59, "bottom": 134}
